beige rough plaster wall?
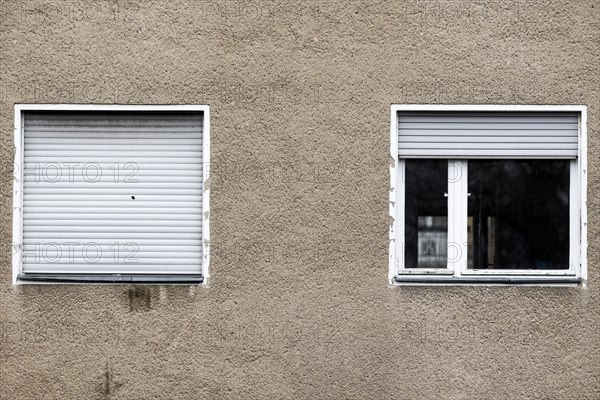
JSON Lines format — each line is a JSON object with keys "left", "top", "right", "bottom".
{"left": 0, "top": 0, "right": 599, "bottom": 399}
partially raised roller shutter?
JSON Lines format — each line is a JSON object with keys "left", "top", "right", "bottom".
{"left": 397, "top": 111, "right": 579, "bottom": 159}
{"left": 21, "top": 111, "right": 204, "bottom": 276}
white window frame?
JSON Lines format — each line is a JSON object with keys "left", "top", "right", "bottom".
{"left": 389, "top": 104, "right": 587, "bottom": 285}
{"left": 12, "top": 104, "right": 211, "bottom": 285}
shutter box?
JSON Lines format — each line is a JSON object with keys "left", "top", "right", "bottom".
{"left": 397, "top": 111, "right": 579, "bottom": 159}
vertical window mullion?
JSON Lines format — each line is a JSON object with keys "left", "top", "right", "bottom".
{"left": 447, "top": 161, "right": 456, "bottom": 274}
{"left": 459, "top": 160, "right": 469, "bottom": 275}
{"left": 448, "top": 160, "right": 468, "bottom": 276}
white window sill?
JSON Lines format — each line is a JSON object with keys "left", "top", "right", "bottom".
{"left": 393, "top": 275, "right": 582, "bottom": 286}
{"left": 16, "top": 274, "right": 204, "bottom": 285}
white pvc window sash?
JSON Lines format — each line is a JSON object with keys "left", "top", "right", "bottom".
{"left": 396, "top": 159, "right": 578, "bottom": 277}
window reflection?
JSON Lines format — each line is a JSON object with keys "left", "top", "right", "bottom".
{"left": 405, "top": 160, "right": 448, "bottom": 269}
{"left": 467, "top": 160, "right": 570, "bottom": 270}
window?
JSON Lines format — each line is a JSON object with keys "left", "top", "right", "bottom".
{"left": 389, "top": 105, "right": 587, "bottom": 284}
{"left": 12, "top": 105, "right": 210, "bottom": 284}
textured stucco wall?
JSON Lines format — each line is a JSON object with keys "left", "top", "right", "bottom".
{"left": 0, "top": 0, "right": 599, "bottom": 399}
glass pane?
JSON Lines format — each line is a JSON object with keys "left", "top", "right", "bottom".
{"left": 467, "top": 160, "right": 570, "bottom": 270}
{"left": 404, "top": 160, "right": 448, "bottom": 269}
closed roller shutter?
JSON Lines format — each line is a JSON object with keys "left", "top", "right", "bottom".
{"left": 398, "top": 111, "right": 579, "bottom": 158}
{"left": 21, "top": 111, "right": 204, "bottom": 275}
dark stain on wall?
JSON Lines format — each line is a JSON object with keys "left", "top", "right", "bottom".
{"left": 127, "top": 287, "right": 153, "bottom": 312}
{"left": 98, "top": 362, "right": 123, "bottom": 399}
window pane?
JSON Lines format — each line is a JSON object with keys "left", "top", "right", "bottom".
{"left": 404, "top": 160, "right": 448, "bottom": 269}
{"left": 467, "top": 160, "right": 570, "bottom": 270}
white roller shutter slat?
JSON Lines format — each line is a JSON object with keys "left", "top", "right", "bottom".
{"left": 24, "top": 225, "right": 202, "bottom": 233}
{"left": 23, "top": 239, "right": 201, "bottom": 246}
{"left": 26, "top": 150, "right": 202, "bottom": 156}
{"left": 25, "top": 188, "right": 203, "bottom": 196}
{"left": 398, "top": 111, "right": 579, "bottom": 159}
{"left": 24, "top": 200, "right": 201, "bottom": 206}
{"left": 24, "top": 195, "right": 203, "bottom": 202}
{"left": 23, "top": 171, "right": 203, "bottom": 182}
{"left": 22, "top": 252, "right": 203, "bottom": 259}
{"left": 25, "top": 144, "right": 202, "bottom": 150}
{"left": 22, "top": 111, "right": 204, "bottom": 276}
{"left": 24, "top": 183, "right": 202, "bottom": 189}
{"left": 24, "top": 219, "right": 202, "bottom": 227}
{"left": 22, "top": 157, "right": 202, "bottom": 162}
{"left": 25, "top": 207, "right": 201, "bottom": 214}
{"left": 24, "top": 214, "right": 200, "bottom": 221}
